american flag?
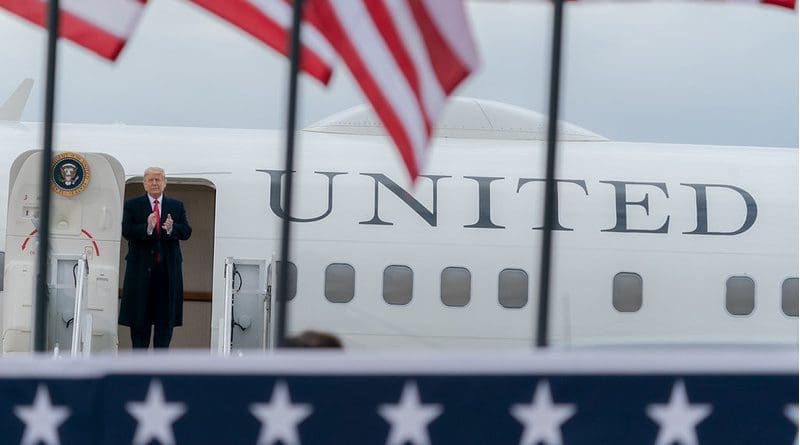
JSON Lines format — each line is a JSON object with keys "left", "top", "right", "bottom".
{"left": 307, "top": 0, "right": 480, "bottom": 180}
{"left": 0, "top": 349, "right": 795, "bottom": 445}
{"left": 190, "top": 0, "right": 479, "bottom": 181}
{"left": 0, "top": 0, "right": 148, "bottom": 61}
{"left": 575, "top": 0, "right": 795, "bottom": 9}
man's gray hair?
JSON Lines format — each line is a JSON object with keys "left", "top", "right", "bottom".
{"left": 143, "top": 167, "right": 166, "bottom": 179}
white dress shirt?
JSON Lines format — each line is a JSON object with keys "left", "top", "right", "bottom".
{"left": 146, "top": 194, "right": 172, "bottom": 235}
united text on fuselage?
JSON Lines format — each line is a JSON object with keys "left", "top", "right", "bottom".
{"left": 259, "top": 170, "right": 758, "bottom": 235}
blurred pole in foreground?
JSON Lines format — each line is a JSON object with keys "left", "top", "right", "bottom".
{"left": 537, "top": 0, "right": 565, "bottom": 348}
{"left": 275, "top": 0, "right": 305, "bottom": 348}
{"left": 34, "top": 0, "right": 60, "bottom": 352}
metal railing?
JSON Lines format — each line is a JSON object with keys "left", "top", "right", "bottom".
{"left": 219, "top": 257, "right": 234, "bottom": 356}
{"left": 263, "top": 255, "right": 276, "bottom": 350}
{"left": 70, "top": 254, "right": 89, "bottom": 357}
{"left": 219, "top": 257, "right": 275, "bottom": 355}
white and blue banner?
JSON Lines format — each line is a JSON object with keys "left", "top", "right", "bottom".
{"left": 0, "top": 347, "right": 796, "bottom": 444}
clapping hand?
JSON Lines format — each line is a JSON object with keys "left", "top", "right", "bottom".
{"left": 147, "top": 212, "right": 158, "bottom": 231}
{"left": 163, "top": 214, "right": 173, "bottom": 233}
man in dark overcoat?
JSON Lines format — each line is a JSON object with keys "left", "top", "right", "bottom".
{"left": 119, "top": 167, "right": 191, "bottom": 348}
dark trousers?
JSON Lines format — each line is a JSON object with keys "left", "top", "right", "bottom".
{"left": 131, "top": 324, "right": 173, "bottom": 349}
{"left": 130, "top": 259, "right": 174, "bottom": 349}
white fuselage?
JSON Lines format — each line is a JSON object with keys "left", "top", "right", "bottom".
{"left": 0, "top": 120, "right": 797, "bottom": 350}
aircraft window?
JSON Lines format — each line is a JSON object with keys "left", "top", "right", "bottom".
{"left": 782, "top": 278, "right": 798, "bottom": 317}
{"left": 0, "top": 251, "right": 4, "bottom": 291}
{"left": 325, "top": 263, "right": 355, "bottom": 303}
{"left": 441, "top": 267, "right": 470, "bottom": 307}
{"left": 726, "top": 276, "right": 755, "bottom": 316}
{"left": 383, "top": 265, "right": 413, "bottom": 305}
{"left": 267, "top": 261, "right": 297, "bottom": 300}
{"left": 613, "top": 272, "right": 642, "bottom": 312}
{"left": 499, "top": 269, "right": 528, "bottom": 308}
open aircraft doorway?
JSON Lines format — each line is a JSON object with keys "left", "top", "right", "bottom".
{"left": 118, "top": 177, "right": 216, "bottom": 350}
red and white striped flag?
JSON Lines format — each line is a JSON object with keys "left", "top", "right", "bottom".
{"left": 762, "top": 0, "right": 795, "bottom": 8}
{"left": 0, "top": 0, "right": 148, "bottom": 61}
{"left": 189, "top": 0, "right": 336, "bottom": 84}
{"left": 308, "top": 0, "right": 479, "bottom": 180}
{"left": 573, "top": 0, "right": 794, "bottom": 9}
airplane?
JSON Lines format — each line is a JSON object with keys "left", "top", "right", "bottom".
{"left": 0, "top": 79, "right": 796, "bottom": 354}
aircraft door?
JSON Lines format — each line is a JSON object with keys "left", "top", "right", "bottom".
{"left": 220, "top": 257, "right": 272, "bottom": 354}
{"left": 2, "top": 150, "right": 124, "bottom": 354}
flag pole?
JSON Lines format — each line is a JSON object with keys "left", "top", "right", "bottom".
{"left": 33, "top": 0, "right": 60, "bottom": 352}
{"left": 536, "top": 0, "right": 565, "bottom": 348}
{"left": 275, "top": 0, "right": 304, "bottom": 348}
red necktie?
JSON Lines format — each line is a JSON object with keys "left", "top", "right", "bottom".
{"left": 154, "top": 199, "right": 161, "bottom": 235}
{"left": 153, "top": 199, "right": 161, "bottom": 263}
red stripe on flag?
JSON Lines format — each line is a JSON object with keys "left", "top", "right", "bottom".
{"left": 0, "top": 0, "right": 129, "bottom": 60}
{"left": 761, "top": 0, "right": 796, "bottom": 8}
{"left": 313, "top": 0, "right": 420, "bottom": 179}
{"left": 60, "top": 9, "right": 128, "bottom": 60}
{"left": 364, "top": 0, "right": 433, "bottom": 137}
{"left": 407, "top": 0, "right": 471, "bottom": 95}
{"left": 0, "top": 0, "right": 45, "bottom": 23}
{"left": 190, "top": 0, "right": 332, "bottom": 84}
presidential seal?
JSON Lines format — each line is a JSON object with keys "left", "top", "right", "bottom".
{"left": 51, "top": 152, "right": 90, "bottom": 197}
